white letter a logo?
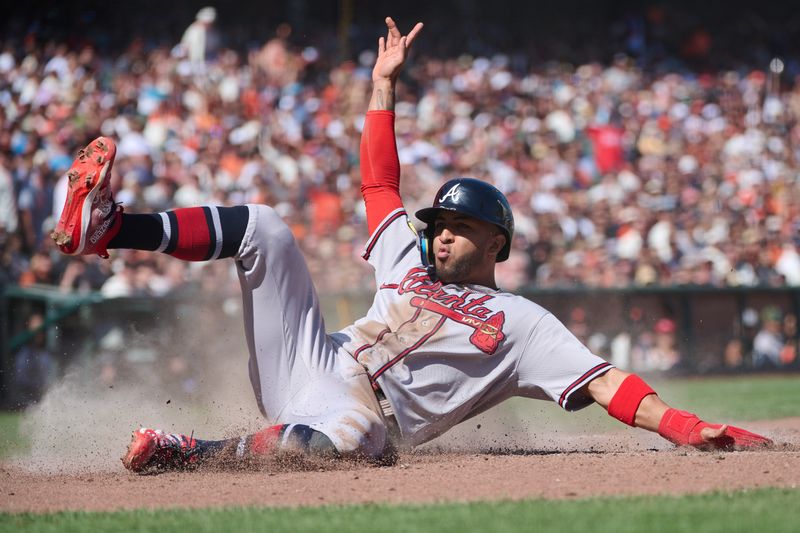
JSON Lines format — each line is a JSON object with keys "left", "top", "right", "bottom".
{"left": 440, "top": 183, "right": 461, "bottom": 203}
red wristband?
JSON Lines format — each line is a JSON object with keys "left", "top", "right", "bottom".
{"left": 607, "top": 374, "right": 656, "bottom": 426}
{"left": 657, "top": 408, "right": 708, "bottom": 446}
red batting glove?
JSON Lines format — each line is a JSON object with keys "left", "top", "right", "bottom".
{"left": 658, "top": 408, "right": 772, "bottom": 450}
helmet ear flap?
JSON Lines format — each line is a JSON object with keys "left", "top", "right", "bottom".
{"left": 418, "top": 225, "right": 437, "bottom": 280}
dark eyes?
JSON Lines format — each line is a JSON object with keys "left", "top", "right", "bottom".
{"left": 435, "top": 221, "right": 471, "bottom": 233}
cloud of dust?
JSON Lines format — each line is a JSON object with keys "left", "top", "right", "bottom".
{"left": 9, "top": 286, "right": 672, "bottom": 474}
{"left": 421, "top": 400, "right": 667, "bottom": 454}
{"left": 11, "top": 297, "right": 264, "bottom": 474}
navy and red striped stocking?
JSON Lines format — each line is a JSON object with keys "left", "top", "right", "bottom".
{"left": 193, "top": 424, "right": 337, "bottom": 463}
{"left": 108, "top": 206, "right": 249, "bottom": 260}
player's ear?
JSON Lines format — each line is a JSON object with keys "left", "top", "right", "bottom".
{"left": 486, "top": 232, "right": 506, "bottom": 259}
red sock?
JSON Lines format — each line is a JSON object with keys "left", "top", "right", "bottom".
{"left": 246, "top": 424, "right": 335, "bottom": 457}
{"left": 249, "top": 425, "right": 285, "bottom": 456}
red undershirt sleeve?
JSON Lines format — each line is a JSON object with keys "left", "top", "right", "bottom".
{"left": 360, "top": 110, "right": 403, "bottom": 234}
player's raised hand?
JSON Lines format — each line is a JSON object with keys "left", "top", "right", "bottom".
{"left": 372, "top": 17, "right": 423, "bottom": 82}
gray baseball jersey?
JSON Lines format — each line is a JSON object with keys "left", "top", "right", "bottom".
{"left": 333, "top": 207, "right": 613, "bottom": 447}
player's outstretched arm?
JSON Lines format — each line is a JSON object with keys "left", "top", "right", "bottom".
{"left": 360, "top": 17, "right": 423, "bottom": 234}
{"left": 586, "top": 368, "right": 773, "bottom": 450}
{"left": 368, "top": 17, "right": 423, "bottom": 111}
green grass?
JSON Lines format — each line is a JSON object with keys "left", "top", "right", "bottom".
{"left": 2, "top": 488, "right": 798, "bottom": 533}
{"left": 651, "top": 374, "right": 800, "bottom": 421}
{"left": 0, "top": 411, "right": 26, "bottom": 458}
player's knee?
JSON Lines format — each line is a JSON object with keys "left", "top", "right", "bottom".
{"left": 247, "top": 204, "right": 297, "bottom": 255}
{"left": 328, "top": 414, "right": 389, "bottom": 459}
{"left": 284, "top": 426, "right": 390, "bottom": 461}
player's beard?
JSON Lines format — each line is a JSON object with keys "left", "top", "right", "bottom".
{"left": 435, "top": 247, "right": 483, "bottom": 285}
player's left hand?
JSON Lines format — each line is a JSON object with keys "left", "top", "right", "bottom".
{"left": 372, "top": 17, "right": 423, "bottom": 83}
{"left": 658, "top": 409, "right": 773, "bottom": 450}
{"left": 697, "top": 423, "right": 773, "bottom": 450}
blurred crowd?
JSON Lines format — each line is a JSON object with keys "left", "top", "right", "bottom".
{"left": 2, "top": 6, "right": 800, "bottom": 298}
{"left": 568, "top": 304, "right": 799, "bottom": 377}
{"left": 6, "top": 3, "right": 800, "bottom": 407}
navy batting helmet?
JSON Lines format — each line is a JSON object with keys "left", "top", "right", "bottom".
{"left": 415, "top": 177, "right": 514, "bottom": 262}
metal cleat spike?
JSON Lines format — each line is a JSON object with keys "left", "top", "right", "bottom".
{"left": 96, "top": 139, "right": 107, "bottom": 151}
{"left": 68, "top": 170, "right": 80, "bottom": 184}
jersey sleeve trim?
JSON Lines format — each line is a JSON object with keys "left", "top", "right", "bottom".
{"left": 557, "top": 362, "right": 613, "bottom": 411}
{"left": 361, "top": 207, "right": 407, "bottom": 260}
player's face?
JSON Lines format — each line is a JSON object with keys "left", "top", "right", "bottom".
{"left": 432, "top": 212, "right": 503, "bottom": 285}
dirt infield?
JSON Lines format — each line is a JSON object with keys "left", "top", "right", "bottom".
{"left": 2, "top": 418, "right": 799, "bottom": 513}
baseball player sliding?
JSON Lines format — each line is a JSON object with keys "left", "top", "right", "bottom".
{"left": 51, "top": 18, "right": 771, "bottom": 473}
